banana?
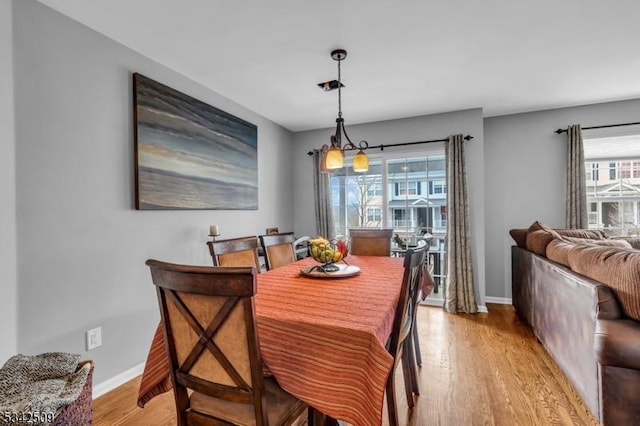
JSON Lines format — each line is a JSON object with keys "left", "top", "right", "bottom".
{"left": 309, "top": 237, "right": 330, "bottom": 246}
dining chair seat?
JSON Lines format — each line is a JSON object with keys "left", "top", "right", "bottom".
{"left": 190, "top": 377, "right": 304, "bottom": 426}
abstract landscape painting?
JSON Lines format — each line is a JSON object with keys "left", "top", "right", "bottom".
{"left": 133, "top": 73, "right": 258, "bottom": 210}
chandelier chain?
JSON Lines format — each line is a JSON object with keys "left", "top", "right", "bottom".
{"left": 337, "top": 57, "right": 342, "bottom": 118}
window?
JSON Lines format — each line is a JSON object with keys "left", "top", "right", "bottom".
{"left": 367, "top": 207, "right": 381, "bottom": 222}
{"left": 331, "top": 162, "right": 383, "bottom": 239}
{"left": 429, "top": 180, "right": 446, "bottom": 194}
{"left": 586, "top": 164, "right": 599, "bottom": 182}
{"left": 620, "top": 161, "right": 631, "bottom": 179}
{"left": 609, "top": 162, "right": 617, "bottom": 180}
{"left": 395, "top": 181, "right": 418, "bottom": 196}
{"left": 367, "top": 182, "right": 382, "bottom": 197}
{"left": 332, "top": 151, "right": 447, "bottom": 301}
{"left": 584, "top": 133, "right": 640, "bottom": 236}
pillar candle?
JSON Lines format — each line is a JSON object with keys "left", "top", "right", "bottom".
{"left": 209, "top": 225, "right": 219, "bottom": 235}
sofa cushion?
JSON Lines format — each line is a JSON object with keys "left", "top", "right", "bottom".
{"left": 568, "top": 245, "right": 640, "bottom": 321}
{"left": 557, "top": 229, "right": 608, "bottom": 239}
{"left": 509, "top": 228, "right": 528, "bottom": 248}
{"left": 562, "top": 237, "right": 632, "bottom": 249}
{"left": 612, "top": 236, "right": 640, "bottom": 250}
{"left": 546, "top": 238, "right": 575, "bottom": 267}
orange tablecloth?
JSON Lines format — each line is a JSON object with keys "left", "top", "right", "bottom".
{"left": 137, "top": 255, "right": 405, "bottom": 426}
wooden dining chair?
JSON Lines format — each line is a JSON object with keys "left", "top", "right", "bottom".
{"left": 206, "top": 236, "right": 261, "bottom": 271}
{"left": 385, "top": 247, "right": 427, "bottom": 426}
{"left": 348, "top": 228, "right": 394, "bottom": 256}
{"left": 145, "top": 260, "right": 309, "bottom": 426}
{"left": 259, "top": 232, "right": 297, "bottom": 270}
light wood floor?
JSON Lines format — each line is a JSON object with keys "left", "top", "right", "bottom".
{"left": 93, "top": 304, "right": 598, "bottom": 426}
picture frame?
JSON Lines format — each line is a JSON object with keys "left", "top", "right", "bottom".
{"left": 133, "top": 73, "right": 258, "bottom": 210}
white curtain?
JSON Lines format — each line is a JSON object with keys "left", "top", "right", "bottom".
{"left": 444, "top": 134, "right": 478, "bottom": 314}
{"left": 566, "top": 124, "right": 588, "bottom": 229}
{"left": 312, "top": 150, "right": 335, "bottom": 239}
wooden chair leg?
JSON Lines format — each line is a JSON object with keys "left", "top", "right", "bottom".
{"left": 308, "top": 407, "right": 315, "bottom": 425}
{"left": 413, "top": 320, "right": 422, "bottom": 367}
{"left": 407, "top": 329, "right": 420, "bottom": 395}
{"left": 403, "top": 334, "right": 420, "bottom": 399}
{"left": 401, "top": 349, "right": 415, "bottom": 408}
{"left": 386, "top": 372, "right": 399, "bottom": 426}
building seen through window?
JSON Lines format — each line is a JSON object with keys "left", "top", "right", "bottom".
{"left": 584, "top": 133, "right": 640, "bottom": 236}
{"left": 330, "top": 152, "right": 447, "bottom": 299}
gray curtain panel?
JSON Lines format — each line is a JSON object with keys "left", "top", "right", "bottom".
{"left": 566, "top": 124, "right": 588, "bottom": 229}
{"left": 444, "top": 134, "right": 478, "bottom": 314}
{"left": 312, "top": 150, "right": 335, "bottom": 239}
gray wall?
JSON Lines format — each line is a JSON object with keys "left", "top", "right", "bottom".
{"left": 484, "top": 98, "right": 640, "bottom": 299}
{"left": 292, "top": 109, "right": 487, "bottom": 307}
{"left": 11, "top": 0, "right": 294, "bottom": 384}
{"left": 1, "top": 0, "right": 17, "bottom": 363}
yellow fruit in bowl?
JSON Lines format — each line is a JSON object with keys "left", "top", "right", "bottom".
{"left": 310, "top": 240, "right": 339, "bottom": 264}
{"left": 320, "top": 247, "right": 335, "bottom": 263}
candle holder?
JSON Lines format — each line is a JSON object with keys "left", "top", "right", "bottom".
{"left": 209, "top": 225, "right": 220, "bottom": 240}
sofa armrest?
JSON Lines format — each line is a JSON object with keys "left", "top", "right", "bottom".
{"left": 595, "top": 285, "right": 623, "bottom": 320}
{"left": 595, "top": 319, "right": 640, "bottom": 370}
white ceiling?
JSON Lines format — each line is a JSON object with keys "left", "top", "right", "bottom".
{"left": 37, "top": 0, "right": 640, "bottom": 132}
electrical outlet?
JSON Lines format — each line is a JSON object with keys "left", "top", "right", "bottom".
{"left": 86, "top": 327, "right": 102, "bottom": 351}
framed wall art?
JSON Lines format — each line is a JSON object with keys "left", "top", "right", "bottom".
{"left": 133, "top": 73, "right": 258, "bottom": 210}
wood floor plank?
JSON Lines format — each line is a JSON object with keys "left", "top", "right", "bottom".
{"left": 93, "top": 304, "right": 598, "bottom": 426}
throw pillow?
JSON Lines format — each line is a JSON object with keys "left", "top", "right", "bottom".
{"left": 509, "top": 228, "right": 528, "bottom": 248}
{"left": 526, "top": 229, "right": 555, "bottom": 256}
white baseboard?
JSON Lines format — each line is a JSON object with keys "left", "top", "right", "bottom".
{"left": 484, "top": 297, "right": 513, "bottom": 305}
{"left": 422, "top": 298, "right": 489, "bottom": 313}
{"left": 93, "top": 362, "right": 145, "bottom": 399}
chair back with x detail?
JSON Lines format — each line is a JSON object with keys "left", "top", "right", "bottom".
{"left": 146, "top": 260, "right": 307, "bottom": 425}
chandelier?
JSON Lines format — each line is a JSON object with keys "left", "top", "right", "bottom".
{"left": 319, "top": 49, "right": 369, "bottom": 172}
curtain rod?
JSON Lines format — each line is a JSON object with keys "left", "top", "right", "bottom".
{"left": 306, "top": 134, "right": 473, "bottom": 156}
{"left": 555, "top": 121, "right": 640, "bottom": 134}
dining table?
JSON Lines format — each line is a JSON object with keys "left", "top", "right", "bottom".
{"left": 137, "top": 255, "right": 408, "bottom": 426}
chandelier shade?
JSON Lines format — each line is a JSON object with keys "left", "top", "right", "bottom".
{"left": 318, "top": 49, "right": 369, "bottom": 173}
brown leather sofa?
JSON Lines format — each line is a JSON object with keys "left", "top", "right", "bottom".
{"left": 511, "top": 222, "right": 640, "bottom": 425}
